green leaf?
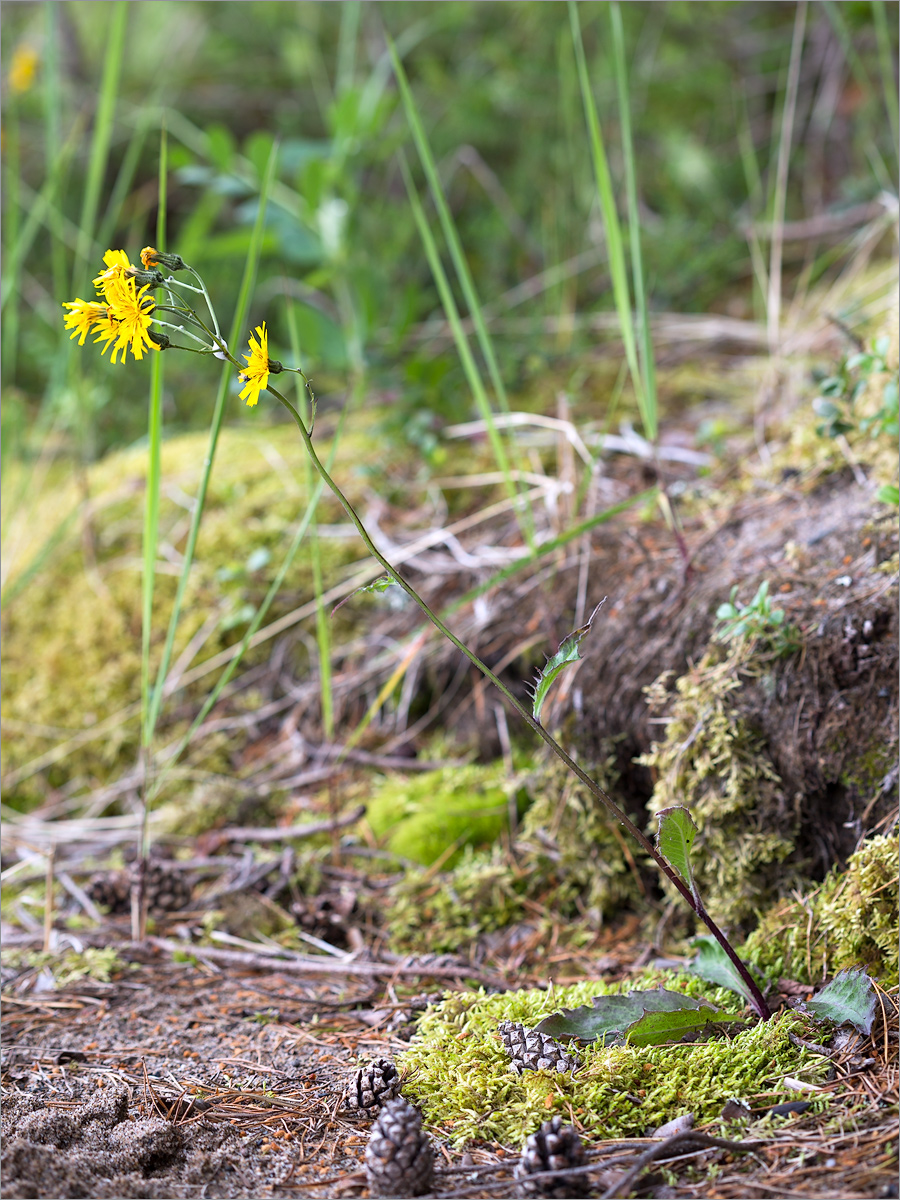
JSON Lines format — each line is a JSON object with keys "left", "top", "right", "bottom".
{"left": 331, "top": 574, "right": 396, "bottom": 615}
{"left": 656, "top": 806, "right": 700, "bottom": 904}
{"left": 531, "top": 599, "right": 605, "bottom": 723}
{"left": 535, "top": 986, "right": 720, "bottom": 1045}
{"left": 802, "top": 969, "right": 878, "bottom": 1035}
{"left": 876, "top": 484, "right": 899, "bottom": 507}
{"left": 690, "top": 935, "right": 762, "bottom": 1007}
{"left": 623, "top": 1004, "right": 740, "bottom": 1047}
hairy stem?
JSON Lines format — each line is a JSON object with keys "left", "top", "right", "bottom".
{"left": 267, "top": 381, "right": 771, "bottom": 1020}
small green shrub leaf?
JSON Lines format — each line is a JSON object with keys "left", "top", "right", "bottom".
{"left": 531, "top": 599, "right": 605, "bottom": 723}
{"left": 802, "top": 969, "right": 878, "bottom": 1035}
{"left": 623, "top": 1004, "right": 741, "bottom": 1046}
{"left": 656, "top": 805, "right": 700, "bottom": 904}
{"left": 535, "top": 986, "right": 721, "bottom": 1044}
{"left": 690, "top": 935, "right": 762, "bottom": 1006}
{"left": 876, "top": 484, "right": 899, "bottom": 507}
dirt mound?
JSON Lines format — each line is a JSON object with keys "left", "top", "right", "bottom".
{"left": 1, "top": 1081, "right": 253, "bottom": 1199}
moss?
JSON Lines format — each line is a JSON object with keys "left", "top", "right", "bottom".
{"left": 639, "top": 651, "right": 799, "bottom": 931}
{"left": 399, "top": 972, "right": 828, "bottom": 1147}
{"left": 742, "top": 832, "right": 899, "bottom": 986}
{"left": 1, "top": 424, "right": 371, "bottom": 804}
{"left": 366, "top": 761, "right": 531, "bottom": 868}
{"left": 382, "top": 752, "right": 643, "bottom": 955}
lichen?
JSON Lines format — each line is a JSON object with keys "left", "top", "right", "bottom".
{"left": 742, "top": 831, "right": 899, "bottom": 986}
{"left": 399, "top": 973, "right": 827, "bottom": 1147}
{"left": 639, "top": 651, "right": 799, "bottom": 930}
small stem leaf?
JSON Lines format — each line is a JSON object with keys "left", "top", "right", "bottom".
{"left": 802, "top": 969, "right": 878, "bottom": 1035}
{"left": 690, "top": 935, "right": 764, "bottom": 1007}
{"left": 656, "top": 806, "right": 700, "bottom": 905}
{"left": 331, "top": 574, "right": 395, "bottom": 615}
{"left": 535, "top": 986, "right": 722, "bottom": 1045}
{"left": 531, "top": 598, "right": 605, "bottom": 723}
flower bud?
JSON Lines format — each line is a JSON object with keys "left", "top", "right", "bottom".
{"left": 148, "top": 330, "right": 170, "bottom": 349}
{"left": 140, "top": 247, "right": 187, "bottom": 272}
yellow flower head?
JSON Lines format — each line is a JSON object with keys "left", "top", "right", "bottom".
{"left": 62, "top": 298, "right": 114, "bottom": 347}
{"left": 238, "top": 323, "right": 271, "bottom": 406}
{"left": 94, "top": 278, "right": 158, "bottom": 365}
{"left": 10, "top": 44, "right": 39, "bottom": 94}
{"left": 93, "top": 249, "right": 135, "bottom": 300}
{"left": 140, "top": 246, "right": 160, "bottom": 269}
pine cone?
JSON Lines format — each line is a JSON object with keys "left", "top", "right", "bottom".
{"left": 514, "top": 1116, "right": 588, "bottom": 1198}
{"left": 498, "top": 1020, "right": 580, "bottom": 1076}
{"left": 86, "top": 870, "right": 131, "bottom": 915}
{"left": 365, "top": 1097, "right": 434, "bottom": 1198}
{"left": 131, "top": 860, "right": 193, "bottom": 913}
{"left": 345, "top": 1057, "right": 402, "bottom": 1114}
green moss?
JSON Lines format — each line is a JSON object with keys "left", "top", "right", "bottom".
{"left": 382, "top": 752, "right": 643, "bottom": 955}
{"left": 640, "top": 652, "right": 798, "bottom": 930}
{"left": 742, "top": 832, "right": 899, "bottom": 986}
{"left": 366, "top": 762, "right": 531, "bottom": 868}
{"left": 1, "top": 424, "right": 371, "bottom": 804}
{"left": 399, "top": 973, "right": 827, "bottom": 1147}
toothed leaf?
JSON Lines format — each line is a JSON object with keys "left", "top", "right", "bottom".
{"left": 802, "top": 969, "right": 878, "bottom": 1035}
{"left": 690, "top": 935, "right": 763, "bottom": 1006}
{"left": 535, "top": 986, "right": 722, "bottom": 1045}
{"left": 656, "top": 805, "right": 700, "bottom": 904}
{"left": 531, "top": 599, "right": 605, "bottom": 723}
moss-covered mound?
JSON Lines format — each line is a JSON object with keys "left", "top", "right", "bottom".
{"left": 382, "top": 753, "right": 644, "bottom": 955}
{"left": 1, "top": 423, "right": 373, "bottom": 805}
{"left": 399, "top": 973, "right": 828, "bottom": 1147}
{"left": 741, "top": 831, "right": 899, "bottom": 987}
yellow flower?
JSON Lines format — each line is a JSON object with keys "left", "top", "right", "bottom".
{"left": 62, "top": 298, "right": 113, "bottom": 346}
{"left": 93, "top": 249, "right": 134, "bottom": 299}
{"left": 95, "top": 278, "right": 158, "bottom": 365}
{"left": 140, "top": 246, "right": 159, "bottom": 269}
{"left": 10, "top": 44, "right": 39, "bottom": 94}
{"left": 238, "top": 323, "right": 271, "bottom": 406}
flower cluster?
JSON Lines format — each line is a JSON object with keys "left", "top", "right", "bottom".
{"left": 62, "top": 248, "right": 161, "bottom": 365}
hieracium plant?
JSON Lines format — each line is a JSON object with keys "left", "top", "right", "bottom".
{"left": 64, "top": 246, "right": 777, "bottom": 1018}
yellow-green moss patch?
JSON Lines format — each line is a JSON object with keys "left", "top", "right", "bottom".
{"left": 399, "top": 973, "right": 828, "bottom": 1147}
{"left": 742, "top": 832, "right": 899, "bottom": 986}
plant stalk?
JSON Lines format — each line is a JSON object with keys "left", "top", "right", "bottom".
{"left": 267, "top": 380, "right": 772, "bottom": 1020}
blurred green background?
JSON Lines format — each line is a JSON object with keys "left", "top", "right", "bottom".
{"left": 3, "top": 0, "right": 897, "bottom": 463}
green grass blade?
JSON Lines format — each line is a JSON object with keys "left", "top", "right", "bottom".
{"left": 148, "top": 406, "right": 350, "bottom": 804}
{"left": 398, "top": 153, "right": 532, "bottom": 546}
{"left": 72, "top": 0, "right": 128, "bottom": 291}
{"left": 568, "top": 1, "right": 646, "bottom": 434}
{"left": 2, "top": 103, "right": 21, "bottom": 380}
{"left": 286, "top": 298, "right": 334, "bottom": 740}
{"left": 142, "top": 126, "right": 167, "bottom": 751}
{"left": 389, "top": 37, "right": 535, "bottom": 547}
{"left": 145, "top": 142, "right": 280, "bottom": 744}
{"left": 871, "top": 0, "right": 900, "bottom": 170}
{"left": 610, "top": 2, "right": 657, "bottom": 442}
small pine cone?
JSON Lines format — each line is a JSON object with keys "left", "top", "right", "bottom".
{"left": 345, "top": 1058, "right": 402, "bottom": 1114}
{"left": 365, "top": 1098, "right": 434, "bottom": 1198}
{"left": 86, "top": 870, "right": 131, "bottom": 915}
{"left": 514, "top": 1116, "right": 588, "bottom": 1198}
{"left": 130, "top": 861, "right": 193, "bottom": 914}
{"left": 498, "top": 1020, "right": 580, "bottom": 1076}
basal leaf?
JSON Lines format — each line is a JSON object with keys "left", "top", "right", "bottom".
{"left": 690, "top": 935, "right": 761, "bottom": 1007}
{"left": 531, "top": 598, "right": 605, "bottom": 723}
{"left": 623, "top": 1004, "right": 740, "bottom": 1046}
{"left": 802, "top": 969, "right": 878, "bottom": 1035}
{"left": 656, "top": 805, "right": 700, "bottom": 903}
{"left": 535, "top": 986, "right": 718, "bottom": 1045}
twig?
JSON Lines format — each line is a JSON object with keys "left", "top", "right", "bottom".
{"left": 43, "top": 846, "right": 56, "bottom": 953}
{"left": 601, "top": 1132, "right": 765, "bottom": 1199}
{"left": 145, "top": 938, "right": 506, "bottom": 985}
{"left": 207, "top": 804, "right": 366, "bottom": 847}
